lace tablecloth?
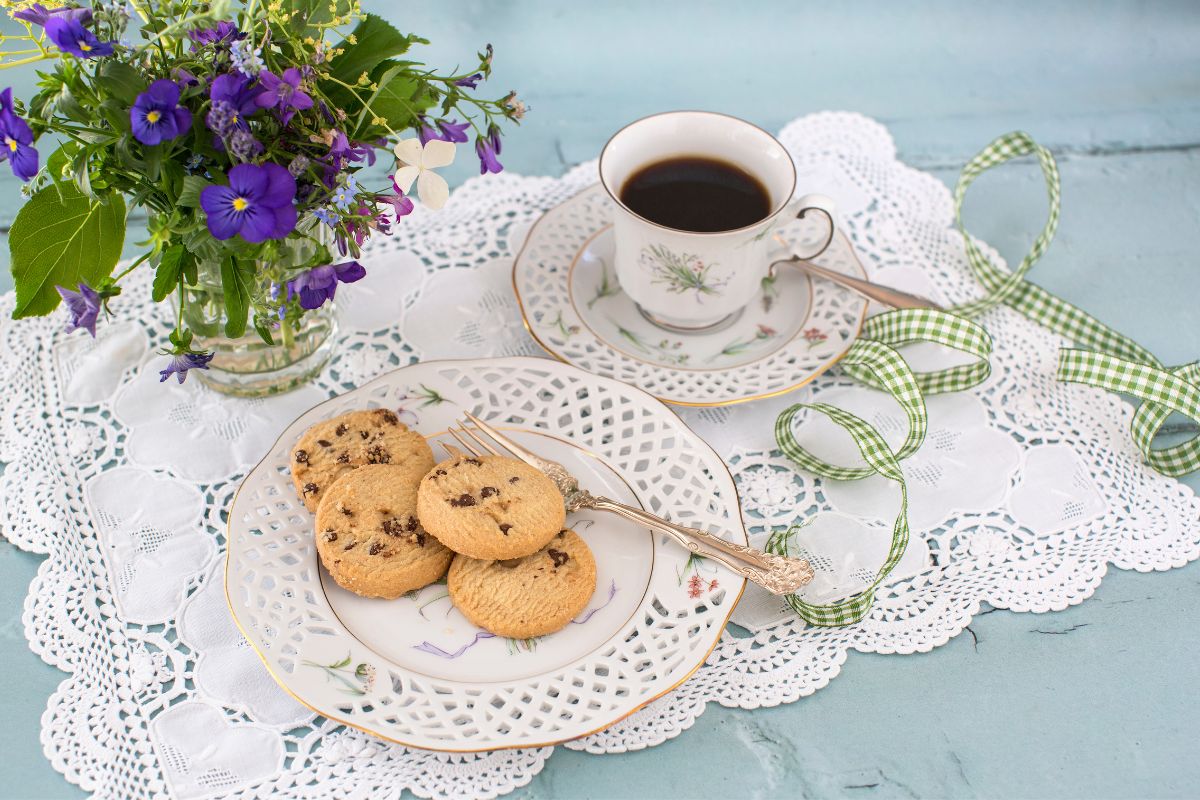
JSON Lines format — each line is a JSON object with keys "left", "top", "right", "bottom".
{"left": 2, "top": 112, "right": 1197, "bottom": 800}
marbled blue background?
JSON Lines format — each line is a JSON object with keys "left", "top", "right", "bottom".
{"left": 1, "top": 2, "right": 1198, "bottom": 797}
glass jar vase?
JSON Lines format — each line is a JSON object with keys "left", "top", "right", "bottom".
{"left": 181, "top": 259, "right": 336, "bottom": 397}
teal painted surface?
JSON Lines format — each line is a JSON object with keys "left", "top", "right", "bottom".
{"left": 1, "top": 2, "right": 1198, "bottom": 797}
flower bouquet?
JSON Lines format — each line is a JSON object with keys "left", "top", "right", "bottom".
{"left": 1, "top": 0, "right": 523, "bottom": 394}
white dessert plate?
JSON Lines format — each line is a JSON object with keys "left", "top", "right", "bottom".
{"left": 225, "top": 356, "right": 746, "bottom": 751}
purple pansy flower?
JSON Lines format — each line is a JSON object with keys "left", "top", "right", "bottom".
{"left": 55, "top": 282, "right": 101, "bottom": 336}
{"left": 255, "top": 68, "right": 313, "bottom": 125}
{"left": 44, "top": 15, "right": 115, "bottom": 58}
{"left": 286, "top": 261, "right": 365, "bottom": 310}
{"left": 130, "top": 80, "right": 192, "bottom": 146}
{"left": 187, "top": 21, "right": 242, "bottom": 48}
{"left": 206, "top": 73, "right": 261, "bottom": 134}
{"left": 454, "top": 73, "right": 482, "bottom": 89}
{"left": 158, "top": 351, "right": 215, "bottom": 384}
{"left": 474, "top": 125, "right": 503, "bottom": 175}
{"left": 12, "top": 3, "right": 92, "bottom": 26}
{"left": 0, "top": 88, "right": 38, "bottom": 181}
{"left": 200, "top": 163, "right": 297, "bottom": 242}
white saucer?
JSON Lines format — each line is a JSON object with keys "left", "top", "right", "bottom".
{"left": 513, "top": 184, "right": 868, "bottom": 406}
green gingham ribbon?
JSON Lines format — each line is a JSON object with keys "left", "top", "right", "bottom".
{"left": 950, "top": 131, "right": 1200, "bottom": 476}
{"left": 768, "top": 309, "right": 993, "bottom": 626}
{"left": 768, "top": 129, "right": 1198, "bottom": 627}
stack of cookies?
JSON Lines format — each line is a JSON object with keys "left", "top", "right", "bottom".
{"left": 290, "top": 408, "right": 597, "bottom": 639}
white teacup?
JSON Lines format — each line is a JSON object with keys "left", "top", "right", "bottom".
{"left": 599, "top": 111, "right": 835, "bottom": 331}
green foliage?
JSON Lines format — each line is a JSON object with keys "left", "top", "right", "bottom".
{"left": 220, "top": 256, "right": 255, "bottom": 338}
{"left": 9, "top": 185, "right": 126, "bottom": 319}
{"left": 152, "top": 244, "right": 194, "bottom": 303}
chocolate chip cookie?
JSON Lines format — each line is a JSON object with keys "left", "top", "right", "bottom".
{"left": 416, "top": 454, "right": 566, "bottom": 560}
{"left": 447, "top": 529, "right": 597, "bottom": 638}
{"left": 314, "top": 463, "right": 453, "bottom": 599}
{"left": 291, "top": 408, "right": 434, "bottom": 512}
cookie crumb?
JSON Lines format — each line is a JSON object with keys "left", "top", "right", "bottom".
{"left": 548, "top": 548, "right": 569, "bottom": 568}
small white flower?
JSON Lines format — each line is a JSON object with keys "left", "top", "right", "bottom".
{"left": 392, "top": 138, "right": 456, "bottom": 210}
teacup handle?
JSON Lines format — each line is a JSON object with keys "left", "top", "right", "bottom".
{"left": 779, "top": 193, "right": 837, "bottom": 261}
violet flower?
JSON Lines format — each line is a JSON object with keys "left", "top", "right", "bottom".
{"left": 158, "top": 351, "right": 215, "bottom": 384}
{"left": 416, "top": 117, "right": 439, "bottom": 146}
{"left": 437, "top": 119, "right": 470, "bottom": 143}
{"left": 255, "top": 68, "right": 312, "bottom": 125}
{"left": 454, "top": 73, "right": 482, "bottom": 89}
{"left": 286, "top": 261, "right": 365, "bottom": 310}
{"left": 200, "top": 163, "right": 297, "bottom": 242}
{"left": 381, "top": 185, "right": 414, "bottom": 220}
{"left": 187, "top": 21, "right": 242, "bottom": 48}
{"left": 130, "top": 80, "right": 192, "bottom": 146}
{"left": 44, "top": 15, "right": 114, "bottom": 58}
{"left": 207, "top": 73, "right": 261, "bottom": 134}
{"left": 326, "top": 131, "right": 373, "bottom": 170}
{"left": 12, "top": 3, "right": 92, "bottom": 27}
{"left": 0, "top": 88, "right": 38, "bottom": 181}
{"left": 55, "top": 282, "right": 101, "bottom": 336}
{"left": 474, "top": 125, "right": 503, "bottom": 175}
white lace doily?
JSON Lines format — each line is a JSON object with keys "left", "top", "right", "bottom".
{"left": 2, "top": 112, "right": 1197, "bottom": 800}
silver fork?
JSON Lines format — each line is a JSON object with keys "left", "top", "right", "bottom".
{"left": 444, "top": 412, "right": 815, "bottom": 596}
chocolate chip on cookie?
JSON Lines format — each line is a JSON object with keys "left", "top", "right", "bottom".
{"left": 417, "top": 454, "right": 566, "bottom": 561}
{"left": 448, "top": 529, "right": 596, "bottom": 638}
{"left": 315, "top": 463, "right": 452, "bottom": 599}
{"left": 290, "top": 409, "right": 434, "bottom": 512}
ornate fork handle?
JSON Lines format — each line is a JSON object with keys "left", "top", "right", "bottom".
{"left": 582, "top": 495, "right": 815, "bottom": 596}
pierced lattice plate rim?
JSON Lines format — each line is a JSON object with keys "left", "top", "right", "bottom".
{"left": 513, "top": 184, "right": 870, "bottom": 406}
{"left": 225, "top": 356, "right": 747, "bottom": 751}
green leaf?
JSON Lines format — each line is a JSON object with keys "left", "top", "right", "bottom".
{"left": 360, "top": 64, "right": 432, "bottom": 133}
{"left": 278, "top": 0, "right": 353, "bottom": 37}
{"left": 160, "top": 159, "right": 184, "bottom": 200}
{"left": 254, "top": 321, "right": 276, "bottom": 346}
{"left": 178, "top": 175, "right": 211, "bottom": 208}
{"left": 10, "top": 186, "right": 126, "bottom": 318}
{"left": 95, "top": 61, "right": 145, "bottom": 105}
{"left": 219, "top": 255, "right": 254, "bottom": 338}
{"left": 153, "top": 244, "right": 193, "bottom": 303}
{"left": 328, "top": 14, "right": 415, "bottom": 87}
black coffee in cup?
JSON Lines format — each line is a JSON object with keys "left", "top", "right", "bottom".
{"left": 619, "top": 156, "right": 770, "bottom": 233}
